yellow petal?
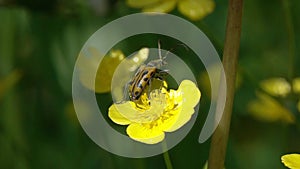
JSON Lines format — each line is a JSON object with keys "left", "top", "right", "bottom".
{"left": 292, "top": 77, "right": 300, "bottom": 94}
{"left": 127, "top": 123, "right": 165, "bottom": 144}
{"left": 78, "top": 47, "right": 124, "bottom": 93}
{"left": 281, "top": 154, "right": 300, "bottom": 169}
{"left": 178, "top": 0, "right": 215, "bottom": 20}
{"left": 126, "top": 0, "right": 160, "bottom": 8}
{"left": 108, "top": 103, "right": 132, "bottom": 125}
{"left": 165, "top": 80, "right": 201, "bottom": 132}
{"left": 123, "top": 47, "right": 149, "bottom": 72}
{"left": 113, "top": 101, "right": 159, "bottom": 123}
{"left": 159, "top": 109, "right": 181, "bottom": 131}
{"left": 96, "top": 50, "right": 125, "bottom": 93}
{"left": 247, "top": 92, "right": 294, "bottom": 123}
{"left": 260, "top": 78, "right": 291, "bottom": 97}
{"left": 179, "top": 80, "right": 201, "bottom": 108}
{"left": 142, "top": 0, "right": 176, "bottom": 13}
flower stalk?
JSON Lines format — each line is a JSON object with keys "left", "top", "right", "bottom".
{"left": 208, "top": 0, "right": 243, "bottom": 168}
{"left": 282, "top": 0, "right": 296, "bottom": 83}
{"left": 162, "top": 141, "right": 173, "bottom": 169}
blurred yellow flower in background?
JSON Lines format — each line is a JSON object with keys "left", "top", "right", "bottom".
{"left": 248, "top": 77, "right": 300, "bottom": 123}
{"left": 126, "top": 0, "right": 215, "bottom": 21}
{"left": 281, "top": 153, "right": 300, "bottom": 169}
{"left": 96, "top": 49, "right": 125, "bottom": 93}
{"left": 292, "top": 78, "right": 300, "bottom": 94}
{"left": 108, "top": 80, "right": 200, "bottom": 144}
{"left": 260, "top": 78, "right": 291, "bottom": 97}
{"left": 247, "top": 92, "right": 294, "bottom": 123}
{"left": 78, "top": 47, "right": 148, "bottom": 94}
{"left": 78, "top": 47, "right": 124, "bottom": 93}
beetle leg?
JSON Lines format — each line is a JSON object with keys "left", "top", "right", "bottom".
{"left": 155, "top": 69, "right": 169, "bottom": 79}
{"left": 147, "top": 78, "right": 152, "bottom": 101}
{"left": 116, "top": 80, "right": 131, "bottom": 103}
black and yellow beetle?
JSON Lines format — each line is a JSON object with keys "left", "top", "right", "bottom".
{"left": 128, "top": 42, "right": 168, "bottom": 102}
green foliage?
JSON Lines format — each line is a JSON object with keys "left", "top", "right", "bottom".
{"left": 0, "top": 0, "right": 299, "bottom": 169}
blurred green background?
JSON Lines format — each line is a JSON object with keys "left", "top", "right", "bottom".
{"left": 0, "top": 0, "right": 300, "bottom": 169}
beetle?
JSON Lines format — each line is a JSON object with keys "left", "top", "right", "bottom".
{"left": 128, "top": 42, "right": 168, "bottom": 102}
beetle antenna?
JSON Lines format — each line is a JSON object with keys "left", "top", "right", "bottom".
{"left": 158, "top": 39, "right": 163, "bottom": 61}
{"left": 163, "top": 43, "right": 189, "bottom": 60}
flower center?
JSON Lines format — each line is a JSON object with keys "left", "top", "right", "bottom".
{"left": 133, "top": 89, "right": 168, "bottom": 123}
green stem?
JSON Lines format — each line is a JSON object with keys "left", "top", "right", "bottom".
{"left": 282, "top": 0, "right": 296, "bottom": 83}
{"left": 162, "top": 141, "right": 173, "bottom": 169}
{"left": 208, "top": 0, "right": 243, "bottom": 169}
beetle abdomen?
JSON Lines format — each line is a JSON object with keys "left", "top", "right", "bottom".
{"left": 129, "top": 67, "right": 157, "bottom": 101}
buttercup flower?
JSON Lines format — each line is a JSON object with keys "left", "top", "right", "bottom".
{"left": 247, "top": 92, "right": 294, "bottom": 123}
{"left": 78, "top": 47, "right": 148, "bottom": 93}
{"left": 281, "top": 153, "right": 300, "bottom": 169}
{"left": 260, "top": 78, "right": 291, "bottom": 97}
{"left": 78, "top": 47, "right": 124, "bottom": 93}
{"left": 248, "top": 77, "right": 300, "bottom": 123}
{"left": 108, "top": 80, "right": 201, "bottom": 144}
{"left": 126, "top": 0, "right": 215, "bottom": 21}
{"left": 292, "top": 78, "right": 300, "bottom": 94}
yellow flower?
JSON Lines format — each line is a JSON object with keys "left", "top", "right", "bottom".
{"left": 78, "top": 47, "right": 148, "bottom": 94}
{"left": 178, "top": 0, "right": 215, "bottom": 20}
{"left": 247, "top": 92, "right": 294, "bottom": 123}
{"left": 292, "top": 78, "right": 300, "bottom": 94}
{"left": 78, "top": 47, "right": 124, "bottom": 93}
{"left": 260, "top": 78, "right": 291, "bottom": 97}
{"left": 108, "top": 80, "right": 201, "bottom": 144}
{"left": 281, "top": 154, "right": 300, "bottom": 169}
{"left": 126, "top": 0, "right": 215, "bottom": 21}
{"left": 259, "top": 77, "right": 300, "bottom": 96}
{"left": 248, "top": 77, "right": 300, "bottom": 124}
